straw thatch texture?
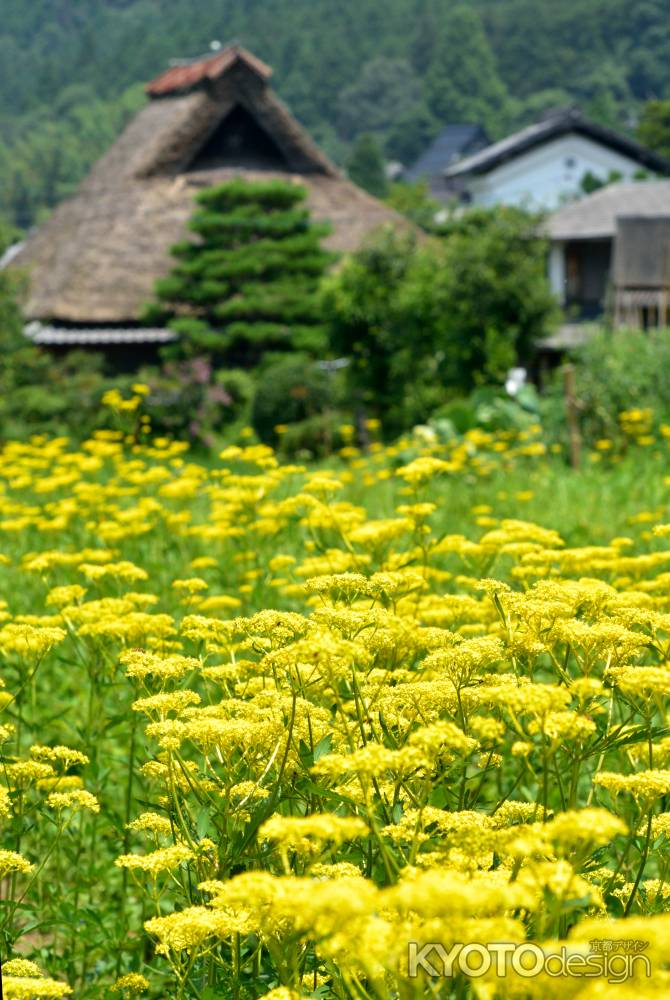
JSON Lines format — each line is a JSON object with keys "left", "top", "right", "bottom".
{"left": 14, "top": 51, "right": 407, "bottom": 324}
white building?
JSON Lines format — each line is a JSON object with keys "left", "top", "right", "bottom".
{"left": 444, "top": 108, "right": 669, "bottom": 211}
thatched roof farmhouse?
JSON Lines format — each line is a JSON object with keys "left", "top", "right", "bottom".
{"left": 14, "top": 45, "right": 405, "bottom": 346}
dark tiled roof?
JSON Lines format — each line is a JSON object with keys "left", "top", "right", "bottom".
{"left": 24, "top": 322, "right": 178, "bottom": 346}
{"left": 146, "top": 45, "right": 272, "bottom": 98}
{"left": 405, "top": 124, "right": 489, "bottom": 181}
{"left": 446, "top": 108, "right": 670, "bottom": 178}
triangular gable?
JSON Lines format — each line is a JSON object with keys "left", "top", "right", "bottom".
{"left": 188, "top": 103, "right": 290, "bottom": 171}
{"left": 139, "top": 46, "right": 339, "bottom": 179}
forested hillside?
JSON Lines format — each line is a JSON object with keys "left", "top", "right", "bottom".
{"left": 2, "top": 0, "right": 669, "bottom": 229}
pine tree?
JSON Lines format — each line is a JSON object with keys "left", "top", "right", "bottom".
{"left": 144, "top": 179, "right": 333, "bottom": 365}
{"left": 346, "top": 134, "right": 388, "bottom": 198}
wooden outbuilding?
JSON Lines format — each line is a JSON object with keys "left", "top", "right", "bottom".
{"left": 546, "top": 180, "right": 670, "bottom": 331}
{"left": 612, "top": 216, "right": 670, "bottom": 328}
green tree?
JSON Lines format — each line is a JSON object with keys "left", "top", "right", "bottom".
{"left": 336, "top": 57, "right": 435, "bottom": 162}
{"left": 324, "top": 209, "right": 558, "bottom": 435}
{"left": 637, "top": 99, "right": 670, "bottom": 161}
{"left": 322, "top": 227, "right": 440, "bottom": 434}
{"left": 0, "top": 83, "right": 143, "bottom": 227}
{"left": 424, "top": 5, "right": 511, "bottom": 139}
{"left": 581, "top": 61, "right": 634, "bottom": 131}
{"left": 407, "top": 207, "right": 559, "bottom": 389}
{"left": 144, "top": 179, "right": 333, "bottom": 365}
{"left": 579, "top": 169, "right": 624, "bottom": 195}
{"left": 385, "top": 180, "right": 441, "bottom": 230}
{"left": 409, "top": 2, "right": 439, "bottom": 73}
{"left": 511, "top": 88, "right": 573, "bottom": 127}
{"left": 0, "top": 270, "right": 24, "bottom": 351}
{"left": 251, "top": 353, "right": 339, "bottom": 445}
{"left": 346, "top": 134, "right": 388, "bottom": 198}
{"left": 0, "top": 218, "right": 18, "bottom": 256}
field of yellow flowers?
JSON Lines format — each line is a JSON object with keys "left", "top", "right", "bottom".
{"left": 2, "top": 413, "right": 670, "bottom": 998}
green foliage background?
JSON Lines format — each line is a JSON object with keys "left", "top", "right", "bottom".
{"left": 323, "top": 211, "right": 558, "bottom": 436}
{"left": 2, "top": 0, "right": 670, "bottom": 227}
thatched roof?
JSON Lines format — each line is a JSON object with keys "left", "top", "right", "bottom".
{"left": 14, "top": 45, "right": 406, "bottom": 325}
{"left": 547, "top": 180, "right": 670, "bottom": 241}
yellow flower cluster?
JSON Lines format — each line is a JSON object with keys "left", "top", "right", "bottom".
{"left": 2, "top": 424, "right": 670, "bottom": 997}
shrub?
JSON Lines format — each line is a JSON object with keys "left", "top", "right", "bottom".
{"left": 138, "top": 358, "right": 252, "bottom": 448}
{"left": 385, "top": 179, "right": 442, "bottom": 230}
{"left": 405, "top": 206, "right": 559, "bottom": 389}
{"left": 431, "top": 384, "right": 541, "bottom": 437}
{"left": 0, "top": 343, "right": 121, "bottom": 441}
{"left": 322, "top": 227, "right": 442, "bottom": 436}
{"left": 0, "top": 264, "right": 126, "bottom": 441}
{"left": 430, "top": 398, "right": 479, "bottom": 434}
{"left": 215, "top": 368, "right": 255, "bottom": 416}
{"left": 0, "top": 261, "right": 25, "bottom": 350}
{"left": 278, "top": 411, "right": 350, "bottom": 458}
{"left": 323, "top": 211, "right": 557, "bottom": 436}
{"left": 548, "top": 327, "right": 670, "bottom": 446}
{"left": 251, "top": 354, "right": 341, "bottom": 445}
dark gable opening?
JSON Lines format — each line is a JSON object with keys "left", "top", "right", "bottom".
{"left": 187, "top": 104, "right": 290, "bottom": 172}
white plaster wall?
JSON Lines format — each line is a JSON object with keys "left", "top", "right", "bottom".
{"left": 466, "top": 133, "right": 654, "bottom": 210}
{"left": 548, "top": 242, "right": 567, "bottom": 303}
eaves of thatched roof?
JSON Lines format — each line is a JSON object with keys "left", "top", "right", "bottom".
{"left": 24, "top": 321, "right": 177, "bottom": 345}
{"left": 14, "top": 46, "right": 408, "bottom": 325}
